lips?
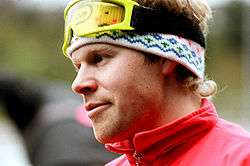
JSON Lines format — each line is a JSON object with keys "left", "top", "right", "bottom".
{"left": 84, "top": 102, "right": 111, "bottom": 112}
{"left": 84, "top": 103, "right": 108, "bottom": 111}
{"left": 84, "top": 102, "right": 111, "bottom": 118}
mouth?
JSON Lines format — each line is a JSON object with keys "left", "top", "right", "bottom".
{"left": 84, "top": 102, "right": 112, "bottom": 118}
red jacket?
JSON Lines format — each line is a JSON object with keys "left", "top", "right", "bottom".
{"left": 105, "top": 99, "right": 250, "bottom": 166}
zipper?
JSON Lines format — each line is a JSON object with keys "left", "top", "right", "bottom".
{"left": 133, "top": 151, "right": 143, "bottom": 166}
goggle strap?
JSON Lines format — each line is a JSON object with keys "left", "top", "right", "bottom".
{"left": 131, "top": 6, "right": 206, "bottom": 48}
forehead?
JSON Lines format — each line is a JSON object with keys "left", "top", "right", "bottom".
{"left": 70, "top": 43, "right": 144, "bottom": 62}
{"left": 71, "top": 43, "right": 118, "bottom": 58}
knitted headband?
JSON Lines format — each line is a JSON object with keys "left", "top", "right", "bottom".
{"left": 67, "top": 31, "right": 205, "bottom": 79}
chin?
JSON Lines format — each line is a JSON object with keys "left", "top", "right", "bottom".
{"left": 94, "top": 132, "right": 115, "bottom": 144}
{"left": 93, "top": 128, "right": 128, "bottom": 144}
{"left": 91, "top": 116, "right": 132, "bottom": 144}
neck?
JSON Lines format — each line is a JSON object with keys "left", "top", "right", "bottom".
{"left": 160, "top": 80, "right": 202, "bottom": 125}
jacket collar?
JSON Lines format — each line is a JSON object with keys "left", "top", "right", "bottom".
{"left": 105, "top": 99, "right": 218, "bottom": 164}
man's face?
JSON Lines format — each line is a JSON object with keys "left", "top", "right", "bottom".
{"left": 70, "top": 44, "right": 166, "bottom": 143}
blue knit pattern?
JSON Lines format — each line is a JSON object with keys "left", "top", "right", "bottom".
{"left": 93, "top": 31, "right": 204, "bottom": 75}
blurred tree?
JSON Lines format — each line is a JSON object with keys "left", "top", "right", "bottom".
{"left": 224, "top": 0, "right": 245, "bottom": 51}
{"left": 0, "top": 0, "right": 14, "bottom": 10}
{"left": 0, "top": 3, "right": 74, "bottom": 83}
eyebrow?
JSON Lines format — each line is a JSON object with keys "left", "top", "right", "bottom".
{"left": 89, "top": 44, "right": 116, "bottom": 54}
{"left": 71, "top": 44, "right": 116, "bottom": 61}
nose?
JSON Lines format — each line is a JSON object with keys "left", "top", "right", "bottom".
{"left": 71, "top": 69, "right": 98, "bottom": 96}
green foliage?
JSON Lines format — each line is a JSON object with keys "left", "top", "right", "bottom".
{"left": 224, "top": 1, "right": 245, "bottom": 50}
{"left": 0, "top": 7, "right": 75, "bottom": 83}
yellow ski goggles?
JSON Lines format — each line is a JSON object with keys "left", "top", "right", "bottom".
{"left": 62, "top": 0, "right": 139, "bottom": 56}
{"left": 62, "top": 0, "right": 206, "bottom": 56}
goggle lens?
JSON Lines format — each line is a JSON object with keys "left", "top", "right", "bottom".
{"left": 63, "top": 1, "right": 126, "bottom": 55}
{"left": 67, "top": 1, "right": 125, "bottom": 33}
{"left": 65, "top": 1, "right": 124, "bottom": 47}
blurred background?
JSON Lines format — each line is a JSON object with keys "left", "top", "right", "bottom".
{"left": 0, "top": 0, "right": 250, "bottom": 165}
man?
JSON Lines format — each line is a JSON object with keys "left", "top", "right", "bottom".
{"left": 62, "top": 0, "right": 250, "bottom": 165}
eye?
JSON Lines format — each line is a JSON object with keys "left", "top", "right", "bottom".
{"left": 92, "top": 54, "right": 103, "bottom": 64}
{"left": 89, "top": 53, "right": 111, "bottom": 66}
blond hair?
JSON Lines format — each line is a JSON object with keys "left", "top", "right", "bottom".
{"left": 136, "top": 0, "right": 212, "bottom": 36}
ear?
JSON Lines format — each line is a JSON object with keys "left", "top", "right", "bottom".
{"left": 162, "top": 60, "right": 178, "bottom": 76}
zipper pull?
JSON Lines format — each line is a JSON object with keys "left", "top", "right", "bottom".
{"left": 133, "top": 151, "right": 143, "bottom": 166}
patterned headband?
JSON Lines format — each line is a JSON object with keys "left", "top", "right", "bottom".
{"left": 67, "top": 31, "right": 205, "bottom": 79}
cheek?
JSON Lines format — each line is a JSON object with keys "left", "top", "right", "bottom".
{"left": 113, "top": 75, "right": 157, "bottom": 114}
{"left": 97, "top": 61, "right": 138, "bottom": 92}
{"left": 100, "top": 66, "right": 143, "bottom": 110}
{"left": 97, "top": 57, "right": 162, "bottom": 109}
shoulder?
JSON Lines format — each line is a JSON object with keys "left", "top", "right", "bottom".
{"left": 213, "top": 118, "right": 250, "bottom": 165}
{"left": 215, "top": 118, "right": 250, "bottom": 141}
